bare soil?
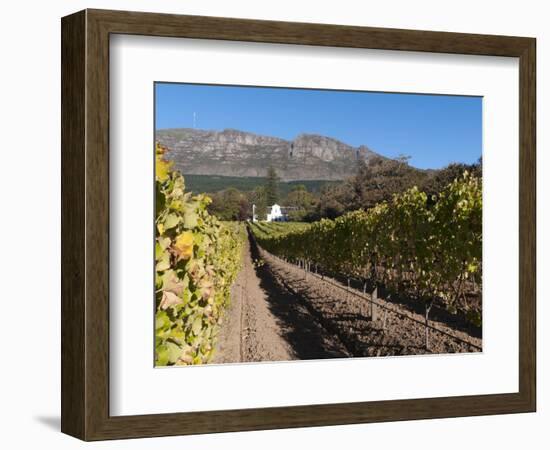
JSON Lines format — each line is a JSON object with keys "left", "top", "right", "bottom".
{"left": 213, "top": 231, "right": 481, "bottom": 364}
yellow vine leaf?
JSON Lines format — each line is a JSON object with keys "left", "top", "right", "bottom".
{"left": 156, "top": 142, "right": 166, "bottom": 155}
{"left": 157, "top": 222, "right": 165, "bottom": 235}
{"left": 174, "top": 231, "right": 194, "bottom": 260}
{"left": 156, "top": 151, "right": 173, "bottom": 182}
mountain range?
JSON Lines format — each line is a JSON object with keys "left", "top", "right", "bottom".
{"left": 156, "top": 128, "right": 384, "bottom": 181}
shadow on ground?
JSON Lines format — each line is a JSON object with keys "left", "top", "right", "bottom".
{"left": 248, "top": 231, "right": 349, "bottom": 360}
{"left": 34, "top": 415, "right": 60, "bottom": 431}
{"left": 248, "top": 230, "right": 459, "bottom": 358}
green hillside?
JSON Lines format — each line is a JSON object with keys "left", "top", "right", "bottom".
{"left": 183, "top": 174, "right": 338, "bottom": 196}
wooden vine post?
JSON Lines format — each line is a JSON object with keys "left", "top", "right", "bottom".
{"left": 372, "top": 286, "right": 378, "bottom": 322}
{"left": 424, "top": 299, "right": 433, "bottom": 350}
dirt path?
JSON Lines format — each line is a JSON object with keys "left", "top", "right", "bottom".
{"left": 212, "top": 234, "right": 350, "bottom": 364}
{"left": 213, "top": 230, "right": 481, "bottom": 364}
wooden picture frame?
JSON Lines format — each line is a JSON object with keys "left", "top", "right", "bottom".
{"left": 61, "top": 9, "right": 536, "bottom": 441}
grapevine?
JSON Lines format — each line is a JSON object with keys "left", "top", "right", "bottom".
{"left": 251, "top": 172, "right": 482, "bottom": 337}
{"left": 155, "top": 143, "right": 245, "bottom": 366}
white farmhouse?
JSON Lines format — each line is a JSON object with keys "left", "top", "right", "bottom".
{"left": 266, "top": 204, "right": 287, "bottom": 222}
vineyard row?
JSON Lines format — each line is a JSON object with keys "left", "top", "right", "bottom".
{"left": 154, "top": 143, "right": 246, "bottom": 366}
{"left": 251, "top": 172, "right": 482, "bottom": 341}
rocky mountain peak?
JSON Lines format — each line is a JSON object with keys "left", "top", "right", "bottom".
{"left": 156, "top": 128, "right": 382, "bottom": 181}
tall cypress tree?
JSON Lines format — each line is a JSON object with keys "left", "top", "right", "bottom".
{"left": 265, "top": 166, "right": 280, "bottom": 205}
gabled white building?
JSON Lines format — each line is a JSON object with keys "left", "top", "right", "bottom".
{"left": 252, "top": 203, "right": 296, "bottom": 222}
{"left": 266, "top": 204, "right": 288, "bottom": 222}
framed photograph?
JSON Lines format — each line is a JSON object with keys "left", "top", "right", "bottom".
{"left": 61, "top": 9, "right": 536, "bottom": 440}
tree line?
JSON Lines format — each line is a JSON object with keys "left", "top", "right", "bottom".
{"left": 207, "top": 155, "right": 482, "bottom": 222}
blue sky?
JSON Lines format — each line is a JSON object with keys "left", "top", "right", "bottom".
{"left": 155, "top": 83, "right": 482, "bottom": 170}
